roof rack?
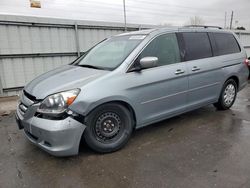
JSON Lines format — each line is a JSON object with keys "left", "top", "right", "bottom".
{"left": 184, "top": 25, "right": 222, "bottom": 29}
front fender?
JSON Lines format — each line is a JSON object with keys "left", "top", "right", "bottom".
{"left": 69, "top": 95, "right": 138, "bottom": 120}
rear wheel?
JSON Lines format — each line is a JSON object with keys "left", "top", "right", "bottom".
{"left": 84, "top": 103, "right": 133, "bottom": 153}
{"left": 213, "top": 79, "right": 237, "bottom": 110}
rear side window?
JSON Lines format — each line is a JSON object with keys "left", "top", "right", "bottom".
{"left": 182, "top": 32, "right": 212, "bottom": 61}
{"left": 213, "top": 33, "right": 241, "bottom": 55}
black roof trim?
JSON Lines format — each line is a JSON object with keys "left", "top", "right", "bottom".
{"left": 184, "top": 25, "right": 222, "bottom": 29}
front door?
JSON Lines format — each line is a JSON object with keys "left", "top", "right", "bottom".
{"left": 125, "top": 33, "right": 189, "bottom": 127}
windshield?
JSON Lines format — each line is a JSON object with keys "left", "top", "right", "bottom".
{"left": 75, "top": 35, "right": 146, "bottom": 70}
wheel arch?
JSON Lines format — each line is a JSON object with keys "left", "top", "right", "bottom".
{"left": 85, "top": 100, "right": 137, "bottom": 127}
{"left": 226, "top": 75, "right": 239, "bottom": 90}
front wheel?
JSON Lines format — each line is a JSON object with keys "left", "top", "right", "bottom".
{"left": 84, "top": 103, "right": 133, "bottom": 153}
{"left": 213, "top": 79, "right": 237, "bottom": 110}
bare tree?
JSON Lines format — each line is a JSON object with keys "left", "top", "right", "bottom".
{"left": 189, "top": 16, "right": 204, "bottom": 25}
{"left": 236, "top": 26, "right": 246, "bottom": 30}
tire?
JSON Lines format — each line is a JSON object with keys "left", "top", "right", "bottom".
{"left": 84, "top": 103, "right": 133, "bottom": 153}
{"left": 213, "top": 79, "right": 237, "bottom": 110}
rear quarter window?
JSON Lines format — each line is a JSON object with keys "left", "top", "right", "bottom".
{"left": 182, "top": 32, "right": 213, "bottom": 61}
{"left": 212, "top": 33, "right": 241, "bottom": 56}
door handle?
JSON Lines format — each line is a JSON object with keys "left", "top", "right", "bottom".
{"left": 191, "top": 66, "right": 201, "bottom": 72}
{"left": 175, "top": 69, "right": 185, "bottom": 75}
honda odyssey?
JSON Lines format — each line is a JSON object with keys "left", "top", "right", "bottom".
{"left": 16, "top": 26, "right": 249, "bottom": 156}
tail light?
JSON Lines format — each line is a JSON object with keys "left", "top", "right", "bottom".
{"left": 244, "top": 59, "right": 249, "bottom": 67}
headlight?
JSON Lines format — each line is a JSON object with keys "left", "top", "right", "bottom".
{"left": 37, "top": 89, "right": 80, "bottom": 114}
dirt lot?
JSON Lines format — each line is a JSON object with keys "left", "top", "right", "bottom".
{"left": 0, "top": 82, "right": 250, "bottom": 188}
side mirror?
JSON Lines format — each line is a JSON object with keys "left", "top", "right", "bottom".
{"left": 139, "top": 57, "right": 158, "bottom": 69}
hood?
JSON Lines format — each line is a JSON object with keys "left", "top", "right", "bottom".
{"left": 24, "top": 65, "right": 109, "bottom": 99}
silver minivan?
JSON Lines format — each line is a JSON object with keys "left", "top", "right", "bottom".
{"left": 16, "top": 27, "right": 249, "bottom": 156}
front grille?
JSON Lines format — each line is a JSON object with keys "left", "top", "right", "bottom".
{"left": 19, "top": 90, "right": 41, "bottom": 115}
{"left": 19, "top": 103, "right": 28, "bottom": 114}
{"left": 23, "top": 90, "right": 39, "bottom": 103}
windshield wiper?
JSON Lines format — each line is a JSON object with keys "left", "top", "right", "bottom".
{"left": 77, "top": 64, "right": 103, "bottom": 70}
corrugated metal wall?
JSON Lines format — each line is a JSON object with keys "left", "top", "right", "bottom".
{"left": 0, "top": 15, "right": 150, "bottom": 96}
{"left": 235, "top": 31, "right": 250, "bottom": 56}
{"left": 0, "top": 25, "right": 76, "bottom": 54}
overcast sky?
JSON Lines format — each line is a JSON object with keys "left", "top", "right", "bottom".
{"left": 0, "top": 0, "right": 249, "bottom": 29}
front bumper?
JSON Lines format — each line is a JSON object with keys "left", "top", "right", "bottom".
{"left": 16, "top": 99, "right": 86, "bottom": 157}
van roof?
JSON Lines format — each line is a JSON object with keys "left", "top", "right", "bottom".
{"left": 117, "top": 26, "right": 233, "bottom": 36}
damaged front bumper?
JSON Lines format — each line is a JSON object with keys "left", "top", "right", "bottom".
{"left": 15, "top": 92, "right": 86, "bottom": 157}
